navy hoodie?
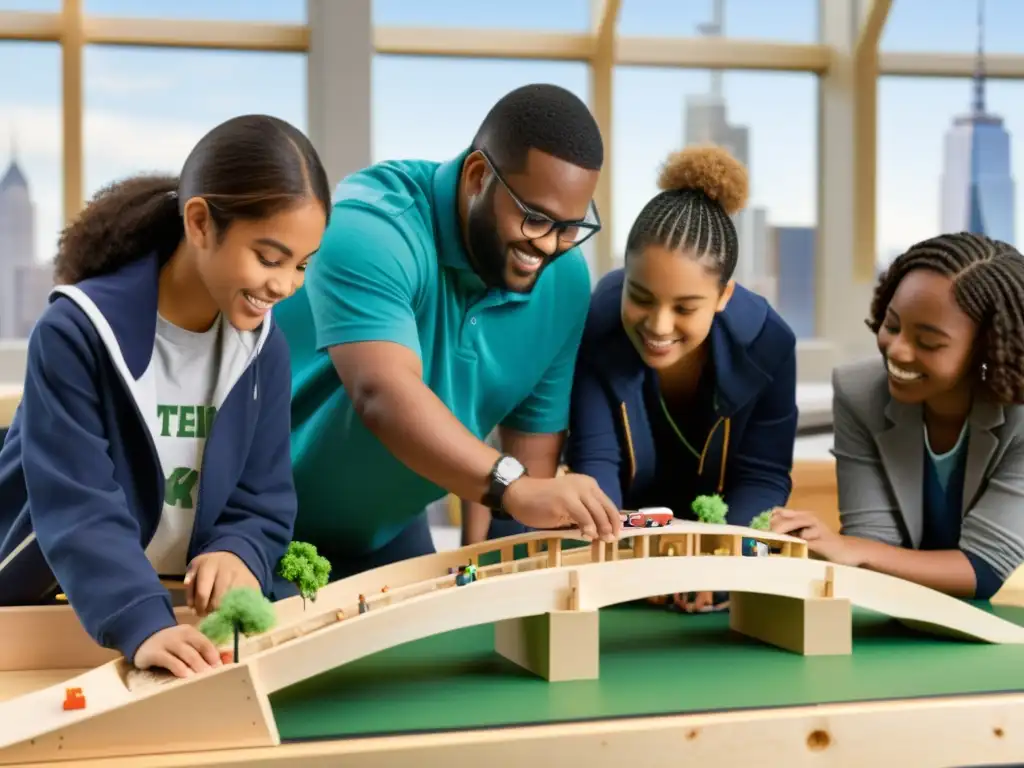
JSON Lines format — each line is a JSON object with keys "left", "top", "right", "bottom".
{"left": 0, "top": 252, "right": 297, "bottom": 662}
{"left": 565, "top": 268, "right": 799, "bottom": 526}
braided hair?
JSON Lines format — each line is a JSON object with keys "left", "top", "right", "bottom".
{"left": 624, "top": 144, "right": 749, "bottom": 286}
{"left": 868, "top": 231, "right": 1024, "bottom": 404}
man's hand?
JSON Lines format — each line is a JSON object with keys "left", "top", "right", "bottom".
{"left": 502, "top": 474, "right": 621, "bottom": 542}
{"left": 770, "top": 508, "right": 863, "bottom": 566}
{"left": 184, "top": 551, "right": 261, "bottom": 616}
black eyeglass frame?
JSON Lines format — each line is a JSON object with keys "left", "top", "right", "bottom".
{"left": 477, "top": 149, "right": 602, "bottom": 248}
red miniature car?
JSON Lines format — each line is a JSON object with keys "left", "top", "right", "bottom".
{"left": 625, "top": 508, "right": 674, "bottom": 528}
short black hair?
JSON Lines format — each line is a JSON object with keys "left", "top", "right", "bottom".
{"left": 471, "top": 83, "right": 603, "bottom": 173}
{"left": 867, "top": 231, "right": 1024, "bottom": 404}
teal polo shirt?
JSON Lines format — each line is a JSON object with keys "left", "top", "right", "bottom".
{"left": 273, "top": 151, "right": 593, "bottom": 555}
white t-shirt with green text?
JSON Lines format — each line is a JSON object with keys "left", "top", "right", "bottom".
{"left": 143, "top": 314, "right": 256, "bottom": 576}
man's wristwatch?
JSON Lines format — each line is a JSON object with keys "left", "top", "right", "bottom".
{"left": 482, "top": 454, "right": 527, "bottom": 519}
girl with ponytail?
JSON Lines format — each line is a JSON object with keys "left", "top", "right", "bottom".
{"left": 0, "top": 114, "right": 331, "bottom": 677}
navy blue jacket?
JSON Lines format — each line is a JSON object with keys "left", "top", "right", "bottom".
{"left": 565, "top": 268, "right": 799, "bottom": 526}
{"left": 0, "top": 252, "right": 297, "bottom": 662}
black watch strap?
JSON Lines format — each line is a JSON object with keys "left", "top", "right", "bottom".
{"left": 482, "top": 454, "right": 526, "bottom": 515}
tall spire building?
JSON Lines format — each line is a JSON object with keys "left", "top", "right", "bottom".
{"left": 682, "top": 0, "right": 772, "bottom": 301}
{"left": 939, "top": 0, "right": 1015, "bottom": 243}
{"left": 0, "top": 133, "right": 51, "bottom": 339}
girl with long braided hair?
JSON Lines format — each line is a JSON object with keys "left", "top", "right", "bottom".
{"left": 566, "top": 144, "right": 799, "bottom": 613}
{"left": 772, "top": 231, "right": 1024, "bottom": 598}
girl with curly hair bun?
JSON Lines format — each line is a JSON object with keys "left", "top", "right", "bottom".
{"left": 0, "top": 114, "right": 331, "bottom": 677}
{"left": 565, "top": 144, "right": 799, "bottom": 613}
{"left": 772, "top": 231, "right": 1024, "bottom": 599}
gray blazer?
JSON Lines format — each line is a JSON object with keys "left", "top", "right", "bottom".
{"left": 832, "top": 357, "right": 1024, "bottom": 582}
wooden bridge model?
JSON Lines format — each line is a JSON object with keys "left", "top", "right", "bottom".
{"left": 2, "top": 520, "right": 1024, "bottom": 764}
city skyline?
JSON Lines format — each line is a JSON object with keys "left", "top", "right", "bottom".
{"left": 1, "top": 1, "right": 1023, "bottom": 275}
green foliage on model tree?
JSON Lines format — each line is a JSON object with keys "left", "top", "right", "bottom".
{"left": 691, "top": 494, "right": 728, "bottom": 525}
{"left": 199, "top": 587, "right": 276, "bottom": 644}
{"left": 749, "top": 510, "right": 773, "bottom": 531}
{"left": 278, "top": 541, "right": 332, "bottom": 607}
{"left": 199, "top": 587, "right": 277, "bottom": 662}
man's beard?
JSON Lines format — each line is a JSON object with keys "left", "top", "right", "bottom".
{"left": 466, "top": 201, "right": 509, "bottom": 290}
{"left": 466, "top": 205, "right": 549, "bottom": 295}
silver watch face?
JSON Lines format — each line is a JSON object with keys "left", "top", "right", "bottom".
{"left": 495, "top": 456, "right": 524, "bottom": 483}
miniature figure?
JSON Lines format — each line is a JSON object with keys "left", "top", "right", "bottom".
{"left": 455, "top": 564, "right": 478, "bottom": 586}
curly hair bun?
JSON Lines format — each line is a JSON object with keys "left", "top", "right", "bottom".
{"left": 657, "top": 144, "right": 749, "bottom": 217}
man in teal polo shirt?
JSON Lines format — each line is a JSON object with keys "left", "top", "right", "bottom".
{"left": 274, "top": 84, "right": 621, "bottom": 579}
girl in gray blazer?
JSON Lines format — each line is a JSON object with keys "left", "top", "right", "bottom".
{"left": 772, "top": 231, "right": 1024, "bottom": 600}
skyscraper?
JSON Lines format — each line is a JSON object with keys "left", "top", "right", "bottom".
{"left": 939, "top": 0, "right": 1015, "bottom": 244}
{"left": 683, "top": 0, "right": 774, "bottom": 301}
{"left": 0, "top": 139, "right": 34, "bottom": 272}
{"left": 0, "top": 136, "right": 52, "bottom": 339}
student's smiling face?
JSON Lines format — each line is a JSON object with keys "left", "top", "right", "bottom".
{"left": 620, "top": 244, "right": 734, "bottom": 370}
{"left": 186, "top": 197, "right": 326, "bottom": 332}
{"left": 876, "top": 267, "right": 980, "bottom": 406}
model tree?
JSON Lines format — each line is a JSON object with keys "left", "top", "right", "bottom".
{"left": 749, "top": 510, "right": 773, "bottom": 531}
{"left": 691, "top": 494, "right": 728, "bottom": 525}
{"left": 278, "top": 541, "right": 332, "bottom": 609}
{"left": 199, "top": 586, "right": 276, "bottom": 663}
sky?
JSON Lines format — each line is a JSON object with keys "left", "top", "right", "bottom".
{"left": 0, "top": 0, "right": 1022, "bottom": 271}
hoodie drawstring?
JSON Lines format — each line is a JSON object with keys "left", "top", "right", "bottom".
{"left": 696, "top": 416, "right": 731, "bottom": 494}
{"left": 649, "top": 395, "right": 732, "bottom": 494}
{"left": 620, "top": 402, "right": 637, "bottom": 482}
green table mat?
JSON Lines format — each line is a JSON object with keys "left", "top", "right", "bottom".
{"left": 269, "top": 602, "right": 1024, "bottom": 742}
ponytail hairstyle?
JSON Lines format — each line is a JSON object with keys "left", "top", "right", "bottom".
{"left": 867, "top": 231, "right": 1024, "bottom": 405}
{"left": 623, "top": 144, "right": 749, "bottom": 288}
{"left": 54, "top": 114, "right": 332, "bottom": 285}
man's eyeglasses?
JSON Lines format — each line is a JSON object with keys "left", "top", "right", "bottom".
{"left": 479, "top": 150, "right": 602, "bottom": 247}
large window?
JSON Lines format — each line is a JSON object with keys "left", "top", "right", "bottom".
{"left": 0, "top": 42, "right": 61, "bottom": 339}
{"left": 878, "top": 76, "right": 1024, "bottom": 269}
{"left": 614, "top": 67, "right": 818, "bottom": 338}
{"left": 618, "top": 0, "right": 818, "bottom": 42}
{"left": 0, "top": 0, "right": 867, "bottom": 363}
{"left": 83, "top": 46, "right": 306, "bottom": 198}
{"left": 83, "top": 0, "right": 306, "bottom": 23}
